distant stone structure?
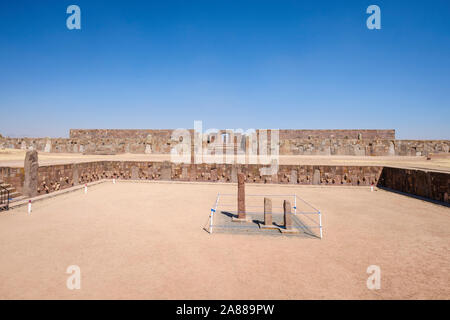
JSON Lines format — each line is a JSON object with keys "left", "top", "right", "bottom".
{"left": 1, "top": 128, "right": 448, "bottom": 157}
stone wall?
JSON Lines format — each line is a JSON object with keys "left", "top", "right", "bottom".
{"left": 0, "top": 129, "right": 448, "bottom": 156}
{"left": 378, "top": 167, "right": 449, "bottom": 205}
{"left": 2, "top": 161, "right": 448, "bottom": 205}
{"left": 1, "top": 136, "right": 448, "bottom": 157}
{"left": 1, "top": 161, "right": 383, "bottom": 196}
{"left": 71, "top": 129, "right": 395, "bottom": 140}
{"left": 278, "top": 129, "right": 395, "bottom": 140}
{"left": 280, "top": 138, "right": 450, "bottom": 156}
{"left": 0, "top": 167, "right": 24, "bottom": 193}
{"left": 0, "top": 136, "right": 176, "bottom": 154}
{"left": 69, "top": 129, "right": 176, "bottom": 139}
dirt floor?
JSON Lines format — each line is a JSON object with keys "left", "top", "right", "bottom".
{"left": 0, "top": 181, "right": 449, "bottom": 299}
{"left": 1, "top": 148, "right": 450, "bottom": 172}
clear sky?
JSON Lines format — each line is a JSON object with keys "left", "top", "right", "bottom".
{"left": 0, "top": 0, "right": 449, "bottom": 139}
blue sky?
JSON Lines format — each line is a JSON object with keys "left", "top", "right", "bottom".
{"left": 0, "top": 0, "right": 449, "bottom": 139}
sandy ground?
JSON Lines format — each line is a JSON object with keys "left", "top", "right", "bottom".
{"left": 0, "top": 181, "right": 448, "bottom": 299}
{"left": 1, "top": 149, "right": 449, "bottom": 172}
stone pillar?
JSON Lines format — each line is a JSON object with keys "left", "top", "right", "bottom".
{"left": 231, "top": 172, "right": 247, "bottom": 222}
{"left": 23, "top": 150, "right": 38, "bottom": 197}
{"left": 131, "top": 166, "right": 139, "bottom": 180}
{"left": 237, "top": 173, "right": 246, "bottom": 219}
{"left": 160, "top": 161, "right": 172, "bottom": 180}
{"left": 73, "top": 164, "right": 79, "bottom": 186}
{"left": 283, "top": 200, "right": 292, "bottom": 229}
{"left": 231, "top": 165, "right": 238, "bottom": 183}
{"left": 281, "top": 199, "right": 299, "bottom": 233}
{"left": 264, "top": 198, "right": 272, "bottom": 226}
{"left": 312, "top": 169, "right": 321, "bottom": 185}
{"left": 182, "top": 166, "right": 189, "bottom": 181}
{"left": 290, "top": 170, "right": 298, "bottom": 184}
{"left": 259, "top": 197, "right": 278, "bottom": 229}
{"left": 189, "top": 164, "right": 197, "bottom": 182}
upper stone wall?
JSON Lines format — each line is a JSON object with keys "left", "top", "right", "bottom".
{"left": 278, "top": 129, "right": 395, "bottom": 140}
{"left": 69, "top": 129, "right": 177, "bottom": 139}
{"left": 1, "top": 136, "right": 449, "bottom": 156}
{"left": 70, "top": 129, "right": 395, "bottom": 140}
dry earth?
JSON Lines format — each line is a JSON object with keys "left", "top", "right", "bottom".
{"left": 0, "top": 181, "right": 448, "bottom": 299}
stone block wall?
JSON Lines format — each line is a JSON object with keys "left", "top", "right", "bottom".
{"left": 71, "top": 129, "right": 396, "bottom": 140}
{"left": 378, "top": 167, "right": 449, "bottom": 205}
{"left": 6, "top": 161, "right": 382, "bottom": 195}
{"left": 278, "top": 129, "right": 395, "bottom": 140}
{"left": 0, "top": 129, "right": 448, "bottom": 156}
{"left": 0, "top": 136, "right": 176, "bottom": 154}
{"left": 280, "top": 138, "right": 450, "bottom": 156}
{"left": 0, "top": 167, "right": 24, "bottom": 193}
{"left": 2, "top": 161, "right": 448, "bottom": 205}
{"left": 69, "top": 129, "right": 175, "bottom": 139}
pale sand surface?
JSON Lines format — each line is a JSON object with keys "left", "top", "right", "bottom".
{"left": 0, "top": 181, "right": 448, "bottom": 299}
{"left": 1, "top": 149, "right": 449, "bottom": 172}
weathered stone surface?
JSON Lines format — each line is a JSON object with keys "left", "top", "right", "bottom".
{"left": 23, "top": 150, "right": 38, "bottom": 197}
{"left": 160, "top": 161, "right": 171, "bottom": 180}
{"left": 313, "top": 169, "right": 320, "bottom": 185}
{"left": 283, "top": 200, "right": 292, "bottom": 229}
{"left": 1, "top": 128, "right": 449, "bottom": 157}
{"left": 181, "top": 166, "right": 188, "bottom": 180}
{"left": 231, "top": 165, "right": 238, "bottom": 183}
{"left": 237, "top": 173, "right": 245, "bottom": 219}
{"left": 264, "top": 197, "right": 272, "bottom": 226}
{"left": 1, "top": 160, "right": 448, "bottom": 206}
{"left": 131, "top": 166, "right": 139, "bottom": 180}
{"left": 210, "top": 168, "right": 218, "bottom": 181}
{"left": 378, "top": 167, "right": 450, "bottom": 205}
{"left": 290, "top": 170, "right": 298, "bottom": 184}
{"left": 73, "top": 164, "right": 79, "bottom": 186}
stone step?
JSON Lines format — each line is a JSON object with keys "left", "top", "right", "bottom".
{"left": 8, "top": 191, "right": 21, "bottom": 199}
{"left": 0, "top": 203, "right": 9, "bottom": 210}
{"left": 1, "top": 184, "right": 17, "bottom": 193}
{"left": 1, "top": 182, "right": 22, "bottom": 201}
{"left": 9, "top": 195, "right": 26, "bottom": 203}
